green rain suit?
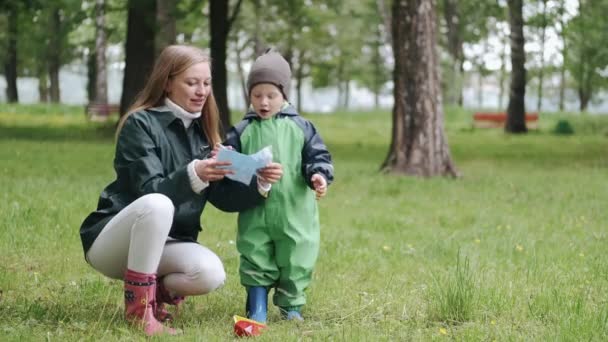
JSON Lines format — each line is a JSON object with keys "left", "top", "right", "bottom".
{"left": 225, "top": 104, "right": 334, "bottom": 308}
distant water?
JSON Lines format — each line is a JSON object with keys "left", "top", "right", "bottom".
{"left": 1, "top": 66, "right": 606, "bottom": 114}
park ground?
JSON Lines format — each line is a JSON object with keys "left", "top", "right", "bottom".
{"left": 0, "top": 104, "right": 607, "bottom": 341}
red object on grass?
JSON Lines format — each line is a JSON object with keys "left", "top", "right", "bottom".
{"left": 233, "top": 315, "right": 267, "bottom": 337}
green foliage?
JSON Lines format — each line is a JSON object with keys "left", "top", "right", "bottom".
{"left": 564, "top": 0, "right": 608, "bottom": 108}
{"left": 553, "top": 119, "right": 574, "bottom": 135}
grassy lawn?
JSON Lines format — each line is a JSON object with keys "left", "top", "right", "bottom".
{"left": 1, "top": 104, "right": 607, "bottom": 341}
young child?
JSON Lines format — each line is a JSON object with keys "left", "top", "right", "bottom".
{"left": 224, "top": 50, "right": 334, "bottom": 322}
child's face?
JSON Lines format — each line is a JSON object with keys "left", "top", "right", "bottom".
{"left": 250, "top": 83, "right": 284, "bottom": 119}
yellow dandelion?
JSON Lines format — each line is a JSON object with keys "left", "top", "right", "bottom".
{"left": 515, "top": 244, "right": 524, "bottom": 252}
{"left": 474, "top": 238, "right": 481, "bottom": 244}
{"left": 439, "top": 327, "right": 448, "bottom": 335}
{"left": 383, "top": 245, "right": 391, "bottom": 251}
{"left": 579, "top": 253, "right": 585, "bottom": 257}
{"left": 490, "top": 320, "right": 496, "bottom": 325}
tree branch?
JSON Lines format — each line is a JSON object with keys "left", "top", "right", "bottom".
{"left": 227, "top": 0, "right": 244, "bottom": 32}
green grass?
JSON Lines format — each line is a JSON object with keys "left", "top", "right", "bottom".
{"left": 1, "top": 105, "right": 608, "bottom": 340}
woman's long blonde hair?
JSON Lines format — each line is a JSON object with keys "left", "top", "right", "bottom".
{"left": 116, "top": 45, "right": 222, "bottom": 146}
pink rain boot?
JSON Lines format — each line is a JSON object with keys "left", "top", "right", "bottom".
{"left": 124, "top": 269, "right": 178, "bottom": 336}
{"left": 155, "top": 277, "right": 185, "bottom": 322}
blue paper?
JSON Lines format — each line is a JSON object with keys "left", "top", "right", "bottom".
{"left": 216, "top": 146, "right": 273, "bottom": 184}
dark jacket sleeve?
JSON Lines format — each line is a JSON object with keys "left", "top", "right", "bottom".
{"left": 206, "top": 177, "right": 265, "bottom": 212}
{"left": 299, "top": 119, "right": 334, "bottom": 188}
{"left": 115, "top": 114, "right": 194, "bottom": 204}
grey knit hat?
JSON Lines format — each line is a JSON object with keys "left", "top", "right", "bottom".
{"left": 247, "top": 50, "right": 291, "bottom": 99}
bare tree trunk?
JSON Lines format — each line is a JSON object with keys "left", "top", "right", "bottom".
{"left": 558, "top": 0, "right": 566, "bottom": 111}
{"left": 48, "top": 8, "right": 61, "bottom": 103}
{"left": 87, "top": 51, "right": 97, "bottom": 103}
{"left": 155, "top": 0, "right": 176, "bottom": 56}
{"left": 536, "top": 0, "right": 547, "bottom": 112}
{"left": 210, "top": 0, "right": 244, "bottom": 132}
{"left": 253, "top": 0, "right": 266, "bottom": 56}
{"left": 234, "top": 45, "right": 249, "bottom": 108}
{"left": 38, "top": 66, "right": 48, "bottom": 103}
{"left": 376, "top": 0, "right": 392, "bottom": 47}
{"left": 295, "top": 50, "right": 305, "bottom": 113}
{"left": 343, "top": 79, "right": 350, "bottom": 110}
{"left": 95, "top": 0, "right": 108, "bottom": 106}
{"left": 443, "top": 0, "right": 464, "bottom": 106}
{"left": 505, "top": 0, "right": 527, "bottom": 133}
{"left": 4, "top": 5, "right": 19, "bottom": 102}
{"left": 120, "top": 0, "right": 157, "bottom": 115}
{"left": 382, "top": 0, "right": 458, "bottom": 177}
{"left": 498, "top": 43, "right": 508, "bottom": 109}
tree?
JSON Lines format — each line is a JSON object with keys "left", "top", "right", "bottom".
{"left": 505, "top": 0, "right": 527, "bottom": 133}
{"left": 1, "top": 1, "right": 21, "bottom": 102}
{"left": 564, "top": 0, "right": 608, "bottom": 112}
{"left": 94, "top": 0, "right": 108, "bottom": 106}
{"left": 120, "top": 0, "right": 156, "bottom": 115}
{"left": 155, "top": 0, "right": 176, "bottom": 55}
{"left": 209, "top": 0, "right": 243, "bottom": 133}
{"left": 382, "top": 0, "right": 458, "bottom": 177}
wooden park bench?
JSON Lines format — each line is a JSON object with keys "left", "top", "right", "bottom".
{"left": 473, "top": 112, "right": 539, "bottom": 129}
{"left": 85, "top": 102, "right": 120, "bottom": 121}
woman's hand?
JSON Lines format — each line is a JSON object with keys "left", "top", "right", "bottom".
{"left": 311, "top": 173, "right": 327, "bottom": 200}
{"left": 208, "top": 143, "right": 233, "bottom": 159}
{"left": 195, "top": 159, "right": 233, "bottom": 182}
{"left": 257, "top": 162, "right": 283, "bottom": 184}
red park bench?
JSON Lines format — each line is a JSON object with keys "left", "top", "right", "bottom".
{"left": 85, "top": 102, "right": 120, "bottom": 121}
{"left": 473, "top": 112, "right": 539, "bottom": 129}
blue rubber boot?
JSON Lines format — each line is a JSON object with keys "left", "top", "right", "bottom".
{"left": 246, "top": 287, "right": 268, "bottom": 323}
{"left": 279, "top": 306, "right": 303, "bottom": 321}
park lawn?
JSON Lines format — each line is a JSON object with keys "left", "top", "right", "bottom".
{"left": 0, "top": 106, "right": 607, "bottom": 341}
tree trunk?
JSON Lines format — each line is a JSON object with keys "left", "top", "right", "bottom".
{"left": 536, "top": 0, "right": 547, "bottom": 112}
{"left": 120, "top": 0, "right": 157, "bottom": 115}
{"left": 210, "top": 0, "right": 243, "bottom": 133}
{"left": 505, "top": 0, "right": 527, "bottom": 133}
{"left": 87, "top": 51, "right": 97, "bottom": 103}
{"left": 296, "top": 50, "right": 305, "bottom": 113}
{"left": 498, "top": 40, "right": 508, "bottom": 109}
{"left": 4, "top": 5, "right": 19, "bottom": 103}
{"left": 253, "top": 0, "right": 266, "bottom": 57}
{"left": 155, "top": 0, "right": 176, "bottom": 56}
{"left": 48, "top": 8, "right": 61, "bottom": 103}
{"left": 382, "top": 0, "right": 458, "bottom": 177}
{"left": 558, "top": 0, "right": 566, "bottom": 111}
{"left": 235, "top": 45, "right": 249, "bottom": 108}
{"left": 343, "top": 79, "right": 350, "bottom": 110}
{"left": 95, "top": 0, "right": 108, "bottom": 105}
{"left": 443, "top": 0, "right": 464, "bottom": 106}
{"left": 38, "top": 66, "right": 49, "bottom": 103}
{"left": 376, "top": 0, "right": 392, "bottom": 47}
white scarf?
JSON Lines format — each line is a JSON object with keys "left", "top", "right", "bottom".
{"left": 164, "top": 97, "right": 201, "bottom": 128}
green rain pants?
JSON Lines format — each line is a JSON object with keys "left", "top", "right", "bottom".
{"left": 236, "top": 116, "right": 320, "bottom": 308}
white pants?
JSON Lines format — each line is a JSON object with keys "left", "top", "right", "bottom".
{"left": 86, "top": 193, "right": 226, "bottom": 296}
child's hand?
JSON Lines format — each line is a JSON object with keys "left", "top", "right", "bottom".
{"left": 257, "top": 162, "right": 283, "bottom": 184}
{"left": 311, "top": 174, "right": 327, "bottom": 200}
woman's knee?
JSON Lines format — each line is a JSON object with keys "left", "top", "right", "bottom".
{"left": 137, "top": 193, "right": 175, "bottom": 217}
{"left": 189, "top": 257, "right": 226, "bottom": 294}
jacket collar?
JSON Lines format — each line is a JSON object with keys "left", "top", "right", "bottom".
{"left": 148, "top": 106, "right": 202, "bottom": 129}
{"left": 243, "top": 103, "right": 298, "bottom": 120}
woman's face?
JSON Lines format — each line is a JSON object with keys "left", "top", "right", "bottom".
{"left": 166, "top": 62, "right": 211, "bottom": 113}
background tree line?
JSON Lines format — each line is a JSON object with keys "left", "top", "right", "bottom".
{"left": 0, "top": 0, "right": 606, "bottom": 175}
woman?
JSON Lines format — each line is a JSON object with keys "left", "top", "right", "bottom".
{"left": 79, "top": 45, "right": 282, "bottom": 336}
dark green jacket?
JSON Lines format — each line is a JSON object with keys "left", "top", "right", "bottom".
{"left": 79, "top": 107, "right": 265, "bottom": 255}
